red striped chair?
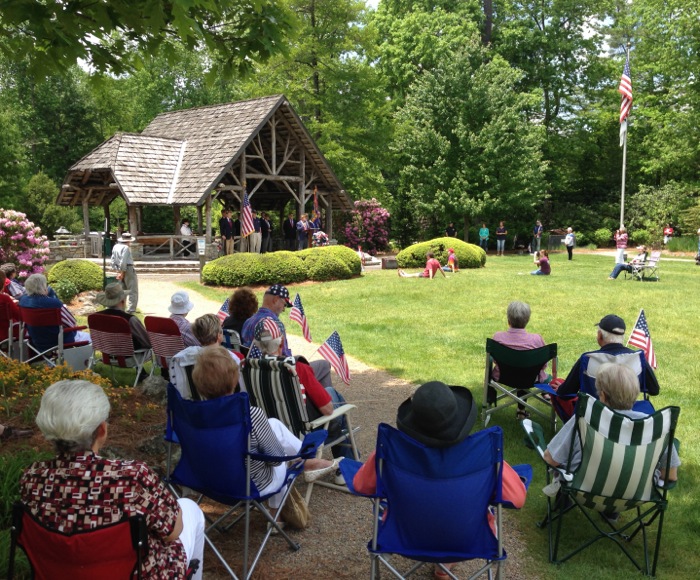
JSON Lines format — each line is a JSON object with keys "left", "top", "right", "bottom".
{"left": 0, "top": 302, "right": 22, "bottom": 360}
{"left": 19, "top": 306, "right": 90, "bottom": 367}
{"left": 88, "top": 314, "right": 152, "bottom": 387}
{"left": 144, "top": 316, "right": 185, "bottom": 377}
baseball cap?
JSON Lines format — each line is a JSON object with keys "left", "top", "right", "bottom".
{"left": 596, "top": 314, "right": 626, "bottom": 335}
{"left": 265, "top": 284, "right": 292, "bottom": 307}
{"left": 254, "top": 317, "right": 285, "bottom": 341}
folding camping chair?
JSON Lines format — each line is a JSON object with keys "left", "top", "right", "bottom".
{"left": 168, "top": 346, "right": 203, "bottom": 400}
{"left": 242, "top": 356, "right": 360, "bottom": 503}
{"left": 338, "top": 424, "right": 531, "bottom": 580}
{"left": 7, "top": 501, "right": 148, "bottom": 579}
{"left": 19, "top": 306, "right": 91, "bottom": 367}
{"left": 144, "top": 316, "right": 185, "bottom": 374}
{"left": 483, "top": 339, "right": 558, "bottom": 431}
{"left": 639, "top": 250, "right": 661, "bottom": 281}
{"left": 222, "top": 328, "right": 242, "bottom": 353}
{"left": 521, "top": 395, "right": 680, "bottom": 576}
{"left": 87, "top": 313, "right": 153, "bottom": 387}
{"left": 0, "top": 302, "right": 22, "bottom": 360}
{"left": 165, "top": 384, "right": 326, "bottom": 579}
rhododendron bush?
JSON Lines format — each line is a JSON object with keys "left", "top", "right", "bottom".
{"left": 343, "top": 199, "right": 390, "bottom": 256}
{"left": 0, "top": 209, "right": 49, "bottom": 279}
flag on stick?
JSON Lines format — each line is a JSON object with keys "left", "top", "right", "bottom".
{"left": 289, "top": 293, "right": 312, "bottom": 342}
{"left": 318, "top": 331, "right": 350, "bottom": 385}
{"left": 627, "top": 309, "right": 657, "bottom": 369}
{"left": 217, "top": 299, "right": 229, "bottom": 323}
{"left": 240, "top": 189, "right": 254, "bottom": 237}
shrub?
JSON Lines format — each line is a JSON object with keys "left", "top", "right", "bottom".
{"left": 52, "top": 278, "right": 79, "bottom": 303}
{"left": 0, "top": 209, "right": 49, "bottom": 280}
{"left": 632, "top": 229, "right": 653, "bottom": 247}
{"left": 46, "top": 259, "right": 103, "bottom": 293}
{"left": 324, "top": 245, "right": 362, "bottom": 276}
{"left": 343, "top": 198, "right": 390, "bottom": 255}
{"left": 202, "top": 252, "right": 307, "bottom": 286}
{"left": 590, "top": 228, "right": 613, "bottom": 247}
{"left": 396, "top": 237, "right": 485, "bottom": 269}
{"left": 298, "top": 250, "right": 352, "bottom": 281}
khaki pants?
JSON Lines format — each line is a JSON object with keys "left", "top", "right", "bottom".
{"left": 123, "top": 265, "right": 138, "bottom": 313}
{"left": 225, "top": 237, "right": 234, "bottom": 254}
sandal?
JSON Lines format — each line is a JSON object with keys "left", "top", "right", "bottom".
{"left": 516, "top": 410, "right": 531, "bottom": 421}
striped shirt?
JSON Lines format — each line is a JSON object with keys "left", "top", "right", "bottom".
{"left": 249, "top": 406, "right": 285, "bottom": 491}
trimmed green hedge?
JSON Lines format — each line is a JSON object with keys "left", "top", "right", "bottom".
{"left": 47, "top": 259, "right": 103, "bottom": 294}
{"left": 202, "top": 246, "right": 361, "bottom": 286}
{"left": 396, "top": 238, "right": 486, "bottom": 269}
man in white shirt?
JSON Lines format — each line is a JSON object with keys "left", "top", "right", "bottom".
{"left": 180, "top": 219, "right": 193, "bottom": 258}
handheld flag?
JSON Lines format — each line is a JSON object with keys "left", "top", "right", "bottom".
{"left": 627, "top": 309, "right": 657, "bottom": 369}
{"left": 318, "top": 331, "right": 350, "bottom": 385}
{"left": 217, "top": 298, "right": 230, "bottom": 323}
{"left": 289, "top": 293, "right": 312, "bottom": 342}
{"left": 240, "top": 189, "right": 254, "bottom": 237}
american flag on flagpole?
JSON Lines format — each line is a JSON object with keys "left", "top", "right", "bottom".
{"left": 313, "top": 186, "right": 319, "bottom": 217}
{"left": 627, "top": 309, "right": 657, "bottom": 369}
{"left": 318, "top": 331, "right": 350, "bottom": 385}
{"left": 619, "top": 54, "right": 633, "bottom": 123}
{"left": 240, "top": 189, "right": 254, "bottom": 237}
{"left": 217, "top": 298, "right": 230, "bottom": 323}
{"left": 289, "top": 293, "right": 312, "bottom": 342}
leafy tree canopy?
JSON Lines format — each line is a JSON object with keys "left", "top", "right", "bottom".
{"left": 0, "top": 0, "right": 296, "bottom": 78}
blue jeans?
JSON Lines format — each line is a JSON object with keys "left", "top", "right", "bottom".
{"left": 497, "top": 239, "right": 505, "bottom": 253}
{"left": 609, "top": 263, "right": 631, "bottom": 279}
{"left": 479, "top": 239, "right": 488, "bottom": 250}
{"left": 326, "top": 387, "right": 356, "bottom": 460}
{"left": 530, "top": 269, "right": 547, "bottom": 275}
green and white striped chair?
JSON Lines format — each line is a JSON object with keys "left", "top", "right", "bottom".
{"left": 521, "top": 394, "right": 680, "bottom": 576}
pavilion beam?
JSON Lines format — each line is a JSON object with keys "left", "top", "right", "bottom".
{"left": 128, "top": 205, "right": 138, "bottom": 236}
{"left": 136, "top": 206, "right": 143, "bottom": 234}
{"left": 197, "top": 205, "right": 203, "bottom": 234}
{"left": 328, "top": 196, "right": 333, "bottom": 239}
{"left": 246, "top": 173, "right": 302, "bottom": 182}
{"left": 205, "top": 195, "right": 212, "bottom": 243}
{"left": 271, "top": 116, "right": 277, "bottom": 174}
{"left": 82, "top": 195, "right": 90, "bottom": 237}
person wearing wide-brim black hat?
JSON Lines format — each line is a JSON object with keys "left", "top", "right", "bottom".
{"left": 352, "top": 381, "right": 527, "bottom": 579}
{"left": 110, "top": 232, "right": 138, "bottom": 313}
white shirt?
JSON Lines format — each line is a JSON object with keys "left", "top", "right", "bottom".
{"left": 111, "top": 242, "right": 133, "bottom": 271}
{"left": 180, "top": 224, "right": 193, "bottom": 237}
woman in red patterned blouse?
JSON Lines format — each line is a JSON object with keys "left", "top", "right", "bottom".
{"left": 20, "top": 380, "right": 205, "bottom": 579}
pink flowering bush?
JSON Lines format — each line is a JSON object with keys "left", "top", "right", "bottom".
{"left": 0, "top": 209, "right": 50, "bottom": 280}
{"left": 343, "top": 199, "right": 390, "bottom": 256}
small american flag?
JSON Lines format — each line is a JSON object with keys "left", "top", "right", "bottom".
{"left": 618, "top": 54, "right": 633, "bottom": 124}
{"left": 248, "top": 344, "right": 263, "bottom": 359}
{"left": 627, "top": 309, "right": 657, "bottom": 369}
{"left": 289, "top": 293, "right": 311, "bottom": 342}
{"left": 217, "top": 298, "right": 229, "bottom": 323}
{"left": 240, "top": 189, "right": 254, "bottom": 237}
{"left": 318, "top": 331, "right": 350, "bottom": 385}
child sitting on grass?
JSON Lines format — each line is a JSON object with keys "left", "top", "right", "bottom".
{"left": 530, "top": 250, "right": 551, "bottom": 276}
{"left": 442, "top": 248, "right": 459, "bottom": 272}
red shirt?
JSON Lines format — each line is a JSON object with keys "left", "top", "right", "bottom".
{"left": 0, "top": 293, "right": 21, "bottom": 342}
{"left": 422, "top": 258, "right": 441, "bottom": 277}
{"left": 297, "top": 361, "right": 331, "bottom": 410}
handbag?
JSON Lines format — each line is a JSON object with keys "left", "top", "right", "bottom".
{"left": 280, "top": 486, "right": 310, "bottom": 529}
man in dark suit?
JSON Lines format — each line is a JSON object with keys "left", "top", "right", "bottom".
{"left": 219, "top": 209, "right": 234, "bottom": 254}
{"left": 283, "top": 212, "right": 297, "bottom": 251}
{"left": 260, "top": 212, "right": 272, "bottom": 253}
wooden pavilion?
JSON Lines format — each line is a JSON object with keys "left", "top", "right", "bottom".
{"left": 57, "top": 95, "right": 352, "bottom": 255}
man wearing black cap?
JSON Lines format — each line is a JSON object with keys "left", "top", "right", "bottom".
{"left": 555, "top": 314, "right": 659, "bottom": 396}
{"left": 241, "top": 284, "right": 333, "bottom": 387}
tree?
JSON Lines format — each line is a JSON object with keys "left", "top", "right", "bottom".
{"left": 24, "top": 172, "right": 83, "bottom": 236}
{"left": 391, "top": 41, "right": 547, "bottom": 245}
{"left": 0, "top": 0, "right": 297, "bottom": 78}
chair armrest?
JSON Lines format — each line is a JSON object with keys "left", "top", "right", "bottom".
{"left": 338, "top": 459, "right": 378, "bottom": 498}
{"left": 65, "top": 325, "right": 88, "bottom": 333}
{"left": 308, "top": 403, "right": 357, "bottom": 429}
{"left": 250, "top": 429, "right": 328, "bottom": 463}
{"left": 520, "top": 419, "right": 574, "bottom": 482}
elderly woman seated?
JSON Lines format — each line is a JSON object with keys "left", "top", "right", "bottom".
{"left": 250, "top": 317, "right": 355, "bottom": 468}
{"left": 19, "top": 273, "right": 91, "bottom": 352}
{"left": 20, "top": 380, "right": 206, "bottom": 578}
{"left": 192, "top": 345, "right": 340, "bottom": 503}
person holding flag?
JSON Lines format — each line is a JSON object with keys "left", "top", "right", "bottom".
{"left": 239, "top": 188, "right": 254, "bottom": 253}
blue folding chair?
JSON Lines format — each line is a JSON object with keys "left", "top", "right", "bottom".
{"left": 165, "top": 384, "right": 326, "bottom": 579}
{"left": 339, "top": 424, "right": 531, "bottom": 580}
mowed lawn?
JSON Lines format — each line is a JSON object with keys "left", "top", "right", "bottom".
{"left": 189, "top": 249, "right": 699, "bottom": 579}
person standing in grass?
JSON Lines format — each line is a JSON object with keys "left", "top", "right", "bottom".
{"left": 495, "top": 222, "right": 507, "bottom": 256}
{"left": 564, "top": 227, "right": 575, "bottom": 260}
{"left": 398, "top": 252, "right": 446, "bottom": 278}
{"left": 533, "top": 220, "right": 544, "bottom": 253}
{"left": 614, "top": 227, "right": 628, "bottom": 264}
{"left": 479, "top": 223, "right": 489, "bottom": 251}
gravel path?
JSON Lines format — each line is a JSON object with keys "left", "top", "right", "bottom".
{"left": 138, "top": 275, "right": 535, "bottom": 579}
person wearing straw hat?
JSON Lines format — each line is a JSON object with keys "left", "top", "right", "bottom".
{"left": 353, "top": 381, "right": 527, "bottom": 578}
{"left": 110, "top": 232, "right": 138, "bottom": 313}
{"left": 95, "top": 283, "right": 150, "bottom": 350}
{"left": 168, "top": 291, "right": 200, "bottom": 347}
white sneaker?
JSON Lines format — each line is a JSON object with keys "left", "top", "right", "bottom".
{"left": 334, "top": 469, "right": 346, "bottom": 486}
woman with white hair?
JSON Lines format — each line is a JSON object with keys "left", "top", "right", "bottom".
{"left": 20, "top": 380, "right": 206, "bottom": 579}
{"left": 19, "top": 273, "right": 91, "bottom": 353}
{"left": 168, "top": 290, "right": 200, "bottom": 347}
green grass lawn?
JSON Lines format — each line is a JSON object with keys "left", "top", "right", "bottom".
{"left": 186, "top": 250, "right": 700, "bottom": 579}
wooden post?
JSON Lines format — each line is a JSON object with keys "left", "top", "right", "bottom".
{"left": 128, "top": 205, "right": 138, "bottom": 236}
{"left": 136, "top": 206, "right": 143, "bottom": 234}
{"left": 197, "top": 205, "right": 203, "bottom": 235}
{"left": 82, "top": 198, "right": 90, "bottom": 237}
{"left": 205, "top": 194, "right": 212, "bottom": 243}
{"left": 328, "top": 197, "right": 333, "bottom": 239}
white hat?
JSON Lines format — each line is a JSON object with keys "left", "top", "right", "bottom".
{"left": 168, "top": 291, "right": 194, "bottom": 315}
{"left": 118, "top": 233, "right": 135, "bottom": 243}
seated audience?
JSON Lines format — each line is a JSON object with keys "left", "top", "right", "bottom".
{"left": 1, "top": 263, "right": 26, "bottom": 298}
{"left": 19, "top": 273, "right": 91, "bottom": 352}
{"left": 222, "top": 286, "right": 259, "bottom": 337}
{"left": 490, "top": 301, "right": 549, "bottom": 418}
{"left": 251, "top": 317, "right": 355, "bottom": 467}
{"left": 0, "top": 270, "right": 21, "bottom": 345}
{"left": 95, "top": 283, "right": 150, "bottom": 350}
{"left": 20, "top": 380, "right": 205, "bottom": 579}
{"left": 608, "top": 245, "right": 648, "bottom": 279}
{"left": 398, "top": 252, "right": 446, "bottom": 278}
{"left": 545, "top": 363, "right": 679, "bottom": 484}
{"left": 353, "top": 381, "right": 527, "bottom": 578}
{"left": 168, "top": 291, "right": 200, "bottom": 347}
{"left": 554, "top": 314, "right": 659, "bottom": 397}
{"left": 192, "top": 346, "right": 340, "bottom": 508}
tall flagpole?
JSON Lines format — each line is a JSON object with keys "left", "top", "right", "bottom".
{"left": 619, "top": 42, "right": 632, "bottom": 228}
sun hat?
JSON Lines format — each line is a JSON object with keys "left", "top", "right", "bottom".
{"left": 396, "top": 381, "right": 477, "bottom": 448}
{"left": 596, "top": 314, "right": 626, "bottom": 336}
{"left": 95, "top": 283, "right": 126, "bottom": 307}
{"left": 265, "top": 284, "right": 292, "bottom": 307}
{"left": 168, "top": 291, "right": 195, "bottom": 315}
{"left": 254, "top": 317, "right": 285, "bottom": 342}
{"left": 118, "top": 233, "right": 135, "bottom": 243}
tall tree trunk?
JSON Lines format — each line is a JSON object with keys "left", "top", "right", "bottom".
{"left": 482, "top": 0, "right": 493, "bottom": 46}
